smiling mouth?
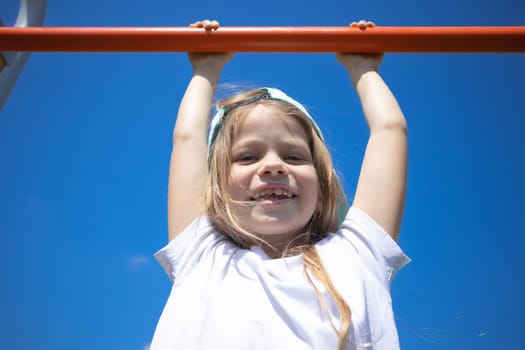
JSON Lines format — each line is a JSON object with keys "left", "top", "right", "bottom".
{"left": 250, "top": 188, "right": 295, "bottom": 201}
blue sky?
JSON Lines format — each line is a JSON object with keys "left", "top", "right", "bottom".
{"left": 1, "top": 0, "right": 524, "bottom": 349}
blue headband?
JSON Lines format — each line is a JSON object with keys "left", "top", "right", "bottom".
{"left": 208, "top": 87, "right": 324, "bottom": 147}
{"left": 208, "top": 87, "right": 349, "bottom": 225}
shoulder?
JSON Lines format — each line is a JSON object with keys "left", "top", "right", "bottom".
{"left": 155, "top": 215, "right": 232, "bottom": 282}
{"left": 317, "top": 206, "right": 410, "bottom": 282}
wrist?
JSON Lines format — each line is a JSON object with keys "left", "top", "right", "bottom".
{"left": 337, "top": 53, "right": 383, "bottom": 86}
{"left": 349, "top": 68, "right": 378, "bottom": 87}
{"left": 192, "top": 64, "right": 223, "bottom": 82}
{"left": 189, "top": 53, "right": 232, "bottom": 77}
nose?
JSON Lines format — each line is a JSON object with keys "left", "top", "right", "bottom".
{"left": 258, "top": 152, "right": 288, "bottom": 177}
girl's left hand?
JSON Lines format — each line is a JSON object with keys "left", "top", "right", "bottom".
{"left": 189, "top": 19, "right": 220, "bottom": 30}
{"left": 188, "top": 20, "right": 234, "bottom": 72}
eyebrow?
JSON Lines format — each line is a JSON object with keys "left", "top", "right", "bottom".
{"left": 232, "top": 136, "right": 309, "bottom": 149}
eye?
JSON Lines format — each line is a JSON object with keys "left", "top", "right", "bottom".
{"left": 284, "top": 153, "right": 313, "bottom": 164}
{"left": 282, "top": 146, "right": 312, "bottom": 163}
{"left": 284, "top": 154, "right": 303, "bottom": 162}
{"left": 234, "top": 154, "right": 258, "bottom": 163}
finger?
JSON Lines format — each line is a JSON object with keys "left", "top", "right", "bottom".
{"left": 209, "top": 20, "right": 220, "bottom": 30}
{"left": 201, "top": 19, "right": 219, "bottom": 30}
{"left": 358, "top": 19, "right": 368, "bottom": 29}
{"left": 201, "top": 19, "right": 212, "bottom": 29}
{"left": 350, "top": 20, "right": 370, "bottom": 30}
{"left": 189, "top": 21, "right": 205, "bottom": 28}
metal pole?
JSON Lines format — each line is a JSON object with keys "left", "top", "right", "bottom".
{"left": 0, "top": 26, "right": 524, "bottom": 53}
{"left": 0, "top": 0, "right": 47, "bottom": 111}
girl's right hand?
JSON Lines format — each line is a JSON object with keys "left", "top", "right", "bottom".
{"left": 336, "top": 20, "right": 383, "bottom": 84}
{"left": 188, "top": 20, "right": 234, "bottom": 73}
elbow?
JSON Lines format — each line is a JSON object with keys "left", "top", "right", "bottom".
{"left": 371, "top": 119, "right": 408, "bottom": 136}
{"left": 393, "top": 120, "right": 408, "bottom": 135}
{"left": 172, "top": 129, "right": 189, "bottom": 144}
{"left": 172, "top": 128, "right": 203, "bottom": 145}
{"left": 171, "top": 131, "right": 208, "bottom": 155}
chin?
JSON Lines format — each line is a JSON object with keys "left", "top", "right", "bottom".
{"left": 249, "top": 219, "right": 307, "bottom": 237}
{"left": 234, "top": 207, "right": 314, "bottom": 239}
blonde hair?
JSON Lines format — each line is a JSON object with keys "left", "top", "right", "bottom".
{"left": 205, "top": 89, "right": 351, "bottom": 349}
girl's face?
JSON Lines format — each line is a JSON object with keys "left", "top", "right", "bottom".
{"left": 228, "top": 105, "right": 319, "bottom": 245}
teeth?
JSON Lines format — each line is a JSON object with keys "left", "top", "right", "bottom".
{"left": 253, "top": 188, "right": 293, "bottom": 200}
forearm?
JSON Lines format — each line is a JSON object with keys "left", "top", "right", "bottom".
{"left": 173, "top": 67, "right": 221, "bottom": 143}
{"left": 351, "top": 70, "right": 407, "bottom": 133}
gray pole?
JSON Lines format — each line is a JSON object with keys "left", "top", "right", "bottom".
{"left": 0, "top": 0, "right": 47, "bottom": 111}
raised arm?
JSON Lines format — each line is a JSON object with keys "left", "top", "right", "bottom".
{"left": 337, "top": 23, "right": 408, "bottom": 241}
{"left": 168, "top": 21, "right": 233, "bottom": 241}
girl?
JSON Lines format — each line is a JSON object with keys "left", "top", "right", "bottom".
{"left": 151, "top": 20, "right": 410, "bottom": 350}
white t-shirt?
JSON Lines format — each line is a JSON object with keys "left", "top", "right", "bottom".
{"left": 151, "top": 207, "right": 410, "bottom": 350}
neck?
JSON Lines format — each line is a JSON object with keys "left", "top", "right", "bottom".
{"left": 258, "top": 233, "right": 308, "bottom": 259}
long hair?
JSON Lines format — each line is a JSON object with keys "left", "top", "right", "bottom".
{"left": 205, "top": 89, "right": 352, "bottom": 349}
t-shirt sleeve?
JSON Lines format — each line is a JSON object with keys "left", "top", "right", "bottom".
{"left": 154, "top": 215, "right": 226, "bottom": 283}
{"left": 340, "top": 206, "right": 410, "bottom": 283}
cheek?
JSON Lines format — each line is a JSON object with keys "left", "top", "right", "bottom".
{"left": 228, "top": 166, "right": 250, "bottom": 200}
{"left": 306, "top": 172, "right": 321, "bottom": 208}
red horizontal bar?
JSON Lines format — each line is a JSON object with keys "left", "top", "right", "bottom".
{"left": 1, "top": 26, "right": 525, "bottom": 53}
